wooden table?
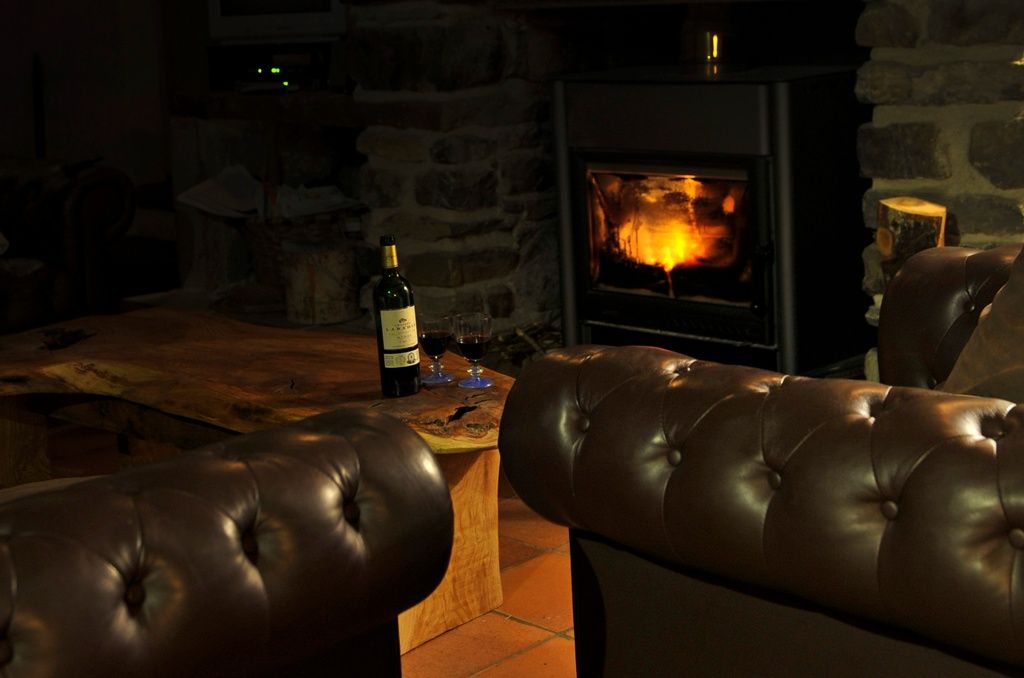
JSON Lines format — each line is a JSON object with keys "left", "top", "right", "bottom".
{"left": 0, "top": 307, "right": 515, "bottom": 653}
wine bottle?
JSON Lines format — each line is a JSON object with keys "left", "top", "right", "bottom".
{"left": 373, "top": 234, "right": 421, "bottom": 397}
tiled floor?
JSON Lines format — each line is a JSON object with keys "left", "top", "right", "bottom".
{"left": 401, "top": 488, "right": 576, "bottom": 678}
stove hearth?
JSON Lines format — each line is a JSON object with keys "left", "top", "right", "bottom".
{"left": 555, "top": 65, "right": 873, "bottom": 374}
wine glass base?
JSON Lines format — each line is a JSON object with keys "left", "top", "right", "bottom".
{"left": 458, "top": 376, "right": 494, "bottom": 389}
{"left": 423, "top": 371, "right": 455, "bottom": 385}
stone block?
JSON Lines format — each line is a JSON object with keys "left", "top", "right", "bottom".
{"left": 353, "top": 80, "right": 549, "bottom": 133}
{"left": 415, "top": 167, "right": 498, "bottom": 210}
{"left": 441, "top": 80, "right": 549, "bottom": 130}
{"left": 349, "top": 18, "right": 512, "bottom": 92}
{"left": 376, "top": 212, "right": 514, "bottom": 241}
{"left": 454, "top": 288, "right": 485, "bottom": 314}
{"left": 856, "top": 2, "right": 919, "bottom": 47}
{"left": 857, "top": 60, "right": 1024, "bottom": 106}
{"left": 500, "top": 152, "right": 555, "bottom": 196}
{"left": 359, "top": 166, "right": 409, "bottom": 208}
{"left": 513, "top": 219, "right": 561, "bottom": 314}
{"left": 406, "top": 251, "right": 464, "bottom": 287}
{"left": 928, "top": 0, "right": 1024, "bottom": 45}
{"left": 856, "top": 62, "right": 913, "bottom": 105}
{"left": 485, "top": 284, "right": 516, "bottom": 318}
{"left": 944, "top": 193, "right": 1024, "bottom": 233}
{"left": 463, "top": 248, "right": 519, "bottom": 283}
{"left": 912, "top": 62, "right": 1024, "bottom": 105}
{"left": 857, "top": 123, "right": 951, "bottom": 180}
{"left": 431, "top": 134, "right": 498, "bottom": 164}
{"left": 356, "top": 127, "right": 432, "bottom": 163}
{"left": 502, "top": 194, "right": 558, "bottom": 221}
{"left": 970, "top": 118, "right": 1024, "bottom": 189}
{"left": 405, "top": 247, "right": 518, "bottom": 287}
{"left": 498, "top": 123, "right": 549, "bottom": 152}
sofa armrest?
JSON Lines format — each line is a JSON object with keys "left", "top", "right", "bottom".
{"left": 499, "top": 345, "right": 1024, "bottom": 669}
{"left": 0, "top": 408, "right": 453, "bottom": 677}
{"left": 879, "top": 244, "right": 1019, "bottom": 388}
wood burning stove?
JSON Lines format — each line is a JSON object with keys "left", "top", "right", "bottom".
{"left": 555, "top": 65, "right": 872, "bottom": 374}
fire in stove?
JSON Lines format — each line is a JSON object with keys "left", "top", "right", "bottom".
{"left": 586, "top": 168, "right": 751, "bottom": 301}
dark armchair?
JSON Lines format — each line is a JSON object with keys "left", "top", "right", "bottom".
{"left": 500, "top": 244, "right": 1024, "bottom": 677}
{"left": 0, "top": 407, "right": 453, "bottom": 677}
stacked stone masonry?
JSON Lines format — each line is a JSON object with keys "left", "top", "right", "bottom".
{"left": 856, "top": 0, "right": 1024, "bottom": 299}
{"left": 349, "top": 3, "right": 564, "bottom": 332}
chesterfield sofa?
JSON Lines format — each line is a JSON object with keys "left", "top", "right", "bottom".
{"left": 499, "top": 244, "right": 1024, "bottom": 677}
{"left": 0, "top": 407, "right": 453, "bottom": 677}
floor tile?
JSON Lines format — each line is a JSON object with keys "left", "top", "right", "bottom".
{"left": 498, "top": 498, "right": 569, "bottom": 550}
{"left": 476, "top": 636, "right": 576, "bottom": 678}
{"left": 498, "top": 552, "right": 573, "bottom": 632}
{"left": 500, "top": 536, "right": 546, "bottom": 570}
{"left": 401, "top": 612, "right": 553, "bottom": 678}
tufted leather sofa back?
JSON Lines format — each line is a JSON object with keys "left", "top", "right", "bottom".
{"left": 499, "top": 345, "right": 1024, "bottom": 669}
{"left": 0, "top": 408, "right": 453, "bottom": 677}
{"left": 879, "top": 244, "right": 1019, "bottom": 389}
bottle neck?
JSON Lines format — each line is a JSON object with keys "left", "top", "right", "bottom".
{"left": 381, "top": 244, "right": 399, "bottom": 271}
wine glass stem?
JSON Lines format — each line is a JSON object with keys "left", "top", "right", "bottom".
{"left": 468, "top": 361, "right": 483, "bottom": 380}
{"left": 431, "top": 359, "right": 444, "bottom": 376}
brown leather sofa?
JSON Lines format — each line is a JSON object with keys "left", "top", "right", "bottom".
{"left": 499, "top": 244, "right": 1024, "bottom": 677}
{"left": 0, "top": 407, "right": 453, "bottom": 677}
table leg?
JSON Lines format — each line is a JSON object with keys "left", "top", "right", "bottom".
{"left": 398, "top": 447, "right": 502, "bottom": 653}
{"left": 0, "top": 397, "right": 51, "bottom": 487}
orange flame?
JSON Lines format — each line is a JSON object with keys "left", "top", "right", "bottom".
{"left": 616, "top": 177, "right": 738, "bottom": 272}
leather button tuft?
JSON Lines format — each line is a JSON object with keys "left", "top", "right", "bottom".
{"left": 981, "top": 417, "right": 1005, "bottom": 440}
{"left": 579, "top": 417, "right": 590, "bottom": 432}
{"left": 768, "top": 472, "right": 782, "bottom": 489}
{"left": 667, "top": 449, "right": 683, "bottom": 466}
{"left": 343, "top": 500, "right": 361, "bottom": 529}
{"left": 125, "top": 582, "right": 146, "bottom": 610}
{"left": 241, "top": 530, "right": 259, "bottom": 564}
{"left": 1010, "top": 528, "right": 1024, "bottom": 549}
{"left": 965, "top": 301, "right": 976, "bottom": 313}
{"left": 0, "top": 639, "right": 13, "bottom": 665}
{"left": 881, "top": 500, "right": 899, "bottom": 520}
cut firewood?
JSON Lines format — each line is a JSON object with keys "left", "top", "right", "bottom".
{"left": 876, "top": 196, "right": 947, "bottom": 282}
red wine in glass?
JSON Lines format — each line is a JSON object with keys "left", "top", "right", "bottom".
{"left": 453, "top": 313, "right": 493, "bottom": 389}
{"left": 419, "top": 330, "right": 451, "bottom": 359}
{"left": 418, "top": 317, "right": 455, "bottom": 385}
{"left": 455, "top": 334, "right": 490, "bottom": 361}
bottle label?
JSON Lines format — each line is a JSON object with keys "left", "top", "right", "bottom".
{"left": 383, "top": 348, "right": 420, "bottom": 369}
{"left": 380, "top": 306, "right": 418, "bottom": 350}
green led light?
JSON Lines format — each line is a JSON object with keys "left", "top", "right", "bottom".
{"left": 271, "top": 67, "right": 281, "bottom": 74}
{"left": 282, "top": 81, "right": 289, "bottom": 87}
{"left": 257, "top": 68, "right": 263, "bottom": 74}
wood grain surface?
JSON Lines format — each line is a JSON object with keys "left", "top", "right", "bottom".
{"left": 0, "top": 307, "right": 514, "bottom": 453}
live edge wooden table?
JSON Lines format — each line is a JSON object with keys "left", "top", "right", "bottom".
{"left": 0, "top": 307, "right": 515, "bottom": 654}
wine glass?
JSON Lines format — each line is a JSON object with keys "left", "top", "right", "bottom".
{"left": 452, "top": 312, "right": 494, "bottom": 389}
{"left": 418, "top": 315, "right": 455, "bottom": 385}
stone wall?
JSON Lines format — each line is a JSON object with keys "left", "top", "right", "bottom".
{"left": 856, "top": 0, "right": 1024, "bottom": 299}
{"left": 349, "top": 2, "right": 566, "bottom": 333}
